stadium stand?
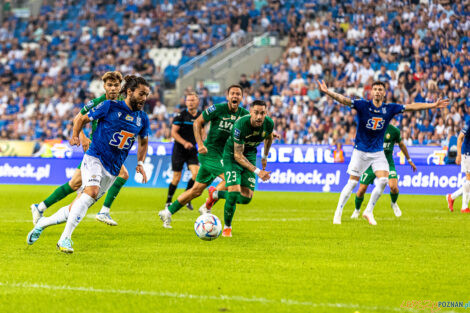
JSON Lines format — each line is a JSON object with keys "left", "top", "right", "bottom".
{"left": 0, "top": 0, "right": 469, "bottom": 148}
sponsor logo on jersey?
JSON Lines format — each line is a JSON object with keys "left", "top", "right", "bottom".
{"left": 109, "top": 130, "right": 135, "bottom": 149}
{"left": 118, "top": 112, "right": 122, "bottom": 118}
{"left": 206, "top": 105, "right": 216, "bottom": 113}
{"left": 125, "top": 114, "right": 134, "bottom": 122}
{"left": 366, "top": 117, "right": 385, "bottom": 130}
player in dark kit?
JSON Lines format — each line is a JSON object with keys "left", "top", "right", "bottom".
{"left": 166, "top": 92, "right": 201, "bottom": 210}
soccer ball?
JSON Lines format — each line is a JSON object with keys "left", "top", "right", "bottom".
{"left": 194, "top": 214, "right": 222, "bottom": 241}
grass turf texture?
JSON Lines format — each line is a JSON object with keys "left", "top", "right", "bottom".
{"left": 0, "top": 184, "right": 468, "bottom": 313}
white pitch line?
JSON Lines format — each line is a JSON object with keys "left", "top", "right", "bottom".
{"left": 0, "top": 281, "right": 408, "bottom": 312}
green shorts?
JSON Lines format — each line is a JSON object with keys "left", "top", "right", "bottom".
{"left": 223, "top": 155, "right": 256, "bottom": 191}
{"left": 77, "top": 161, "right": 82, "bottom": 170}
{"left": 195, "top": 153, "right": 224, "bottom": 185}
{"left": 360, "top": 163, "right": 397, "bottom": 185}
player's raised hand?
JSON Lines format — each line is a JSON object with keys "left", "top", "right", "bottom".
{"left": 198, "top": 144, "right": 208, "bottom": 154}
{"left": 136, "top": 164, "right": 148, "bottom": 183}
{"left": 69, "top": 136, "right": 80, "bottom": 146}
{"left": 258, "top": 170, "right": 271, "bottom": 181}
{"left": 410, "top": 161, "right": 417, "bottom": 172}
{"left": 184, "top": 141, "right": 194, "bottom": 150}
{"left": 433, "top": 98, "right": 450, "bottom": 108}
{"left": 316, "top": 79, "right": 328, "bottom": 94}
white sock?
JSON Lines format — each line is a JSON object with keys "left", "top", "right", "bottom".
{"left": 99, "top": 206, "right": 110, "bottom": 214}
{"left": 59, "top": 193, "right": 95, "bottom": 241}
{"left": 38, "top": 202, "right": 47, "bottom": 212}
{"left": 365, "top": 177, "right": 388, "bottom": 213}
{"left": 335, "top": 179, "right": 358, "bottom": 216}
{"left": 37, "top": 206, "right": 70, "bottom": 229}
{"left": 213, "top": 190, "right": 219, "bottom": 199}
{"left": 451, "top": 187, "right": 463, "bottom": 200}
{"left": 462, "top": 181, "right": 470, "bottom": 210}
{"left": 224, "top": 225, "right": 231, "bottom": 229}
{"left": 165, "top": 207, "right": 172, "bottom": 215}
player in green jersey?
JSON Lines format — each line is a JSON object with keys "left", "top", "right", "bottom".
{"left": 206, "top": 100, "right": 274, "bottom": 237}
{"left": 351, "top": 124, "right": 417, "bottom": 219}
{"left": 31, "top": 71, "right": 129, "bottom": 226}
{"left": 158, "top": 85, "right": 249, "bottom": 228}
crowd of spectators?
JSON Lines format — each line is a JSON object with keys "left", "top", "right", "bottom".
{"left": 1, "top": 0, "right": 469, "bottom": 150}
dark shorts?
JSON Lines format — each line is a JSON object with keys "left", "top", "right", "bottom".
{"left": 171, "top": 147, "right": 199, "bottom": 172}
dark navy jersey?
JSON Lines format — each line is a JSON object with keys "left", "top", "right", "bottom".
{"left": 87, "top": 100, "right": 150, "bottom": 176}
{"left": 351, "top": 99, "right": 405, "bottom": 152}
{"left": 461, "top": 119, "right": 470, "bottom": 155}
{"left": 172, "top": 109, "right": 201, "bottom": 149}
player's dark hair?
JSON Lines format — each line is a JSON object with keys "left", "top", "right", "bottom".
{"left": 372, "top": 81, "right": 386, "bottom": 89}
{"left": 251, "top": 100, "right": 266, "bottom": 107}
{"left": 120, "top": 75, "right": 150, "bottom": 95}
{"left": 227, "top": 84, "right": 243, "bottom": 95}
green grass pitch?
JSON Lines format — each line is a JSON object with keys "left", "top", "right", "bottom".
{"left": 0, "top": 184, "right": 468, "bottom": 313}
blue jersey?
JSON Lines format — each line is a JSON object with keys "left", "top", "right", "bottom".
{"left": 461, "top": 119, "right": 470, "bottom": 155}
{"left": 351, "top": 99, "right": 405, "bottom": 152}
{"left": 86, "top": 100, "right": 150, "bottom": 176}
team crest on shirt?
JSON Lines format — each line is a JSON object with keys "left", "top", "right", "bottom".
{"left": 231, "top": 115, "right": 236, "bottom": 120}
{"left": 382, "top": 108, "right": 387, "bottom": 114}
{"left": 386, "top": 134, "right": 390, "bottom": 139}
{"left": 125, "top": 114, "right": 134, "bottom": 122}
{"left": 136, "top": 117, "right": 142, "bottom": 127}
{"left": 262, "top": 131, "right": 266, "bottom": 137}
{"left": 253, "top": 131, "right": 259, "bottom": 135}
{"left": 118, "top": 112, "right": 122, "bottom": 118}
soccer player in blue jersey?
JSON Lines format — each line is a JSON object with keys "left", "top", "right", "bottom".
{"left": 454, "top": 120, "right": 470, "bottom": 213}
{"left": 26, "top": 75, "right": 151, "bottom": 253}
{"left": 317, "top": 80, "right": 448, "bottom": 225}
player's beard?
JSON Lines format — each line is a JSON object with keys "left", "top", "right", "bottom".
{"left": 129, "top": 96, "right": 143, "bottom": 111}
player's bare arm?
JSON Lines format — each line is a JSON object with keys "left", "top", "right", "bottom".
{"left": 262, "top": 133, "right": 274, "bottom": 170}
{"left": 193, "top": 115, "right": 207, "bottom": 154}
{"left": 316, "top": 79, "right": 352, "bottom": 106}
{"left": 70, "top": 113, "right": 91, "bottom": 146}
{"left": 136, "top": 136, "right": 149, "bottom": 183}
{"left": 398, "top": 140, "right": 417, "bottom": 172}
{"left": 171, "top": 124, "right": 193, "bottom": 150}
{"left": 234, "top": 142, "right": 271, "bottom": 181}
{"left": 456, "top": 132, "right": 465, "bottom": 165}
{"left": 404, "top": 98, "right": 449, "bottom": 111}
{"left": 75, "top": 111, "right": 91, "bottom": 151}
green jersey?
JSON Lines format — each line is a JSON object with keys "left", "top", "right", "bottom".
{"left": 383, "top": 124, "right": 401, "bottom": 159}
{"left": 202, "top": 103, "right": 249, "bottom": 156}
{"left": 80, "top": 94, "right": 124, "bottom": 139}
{"left": 223, "top": 114, "right": 274, "bottom": 161}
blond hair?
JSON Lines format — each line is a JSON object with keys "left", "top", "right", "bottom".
{"left": 102, "top": 71, "right": 123, "bottom": 83}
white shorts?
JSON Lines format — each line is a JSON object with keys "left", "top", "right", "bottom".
{"left": 347, "top": 149, "right": 389, "bottom": 177}
{"left": 461, "top": 155, "right": 470, "bottom": 173}
{"left": 80, "top": 154, "right": 117, "bottom": 200}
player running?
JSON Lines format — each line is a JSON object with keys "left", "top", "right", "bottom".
{"left": 453, "top": 120, "right": 470, "bottom": 213}
{"left": 317, "top": 79, "right": 449, "bottom": 225}
{"left": 158, "top": 85, "right": 249, "bottom": 228}
{"left": 26, "top": 75, "right": 151, "bottom": 253}
{"left": 165, "top": 92, "right": 201, "bottom": 211}
{"left": 351, "top": 124, "right": 417, "bottom": 219}
{"left": 30, "top": 71, "right": 129, "bottom": 226}
{"left": 206, "top": 100, "right": 273, "bottom": 237}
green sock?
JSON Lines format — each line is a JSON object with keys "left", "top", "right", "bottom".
{"left": 355, "top": 196, "right": 364, "bottom": 211}
{"left": 168, "top": 200, "right": 183, "bottom": 214}
{"left": 217, "top": 190, "right": 227, "bottom": 199}
{"left": 43, "top": 182, "right": 75, "bottom": 208}
{"left": 224, "top": 191, "right": 239, "bottom": 227}
{"left": 103, "top": 177, "right": 127, "bottom": 208}
{"left": 237, "top": 195, "right": 252, "bottom": 204}
{"left": 390, "top": 192, "right": 399, "bottom": 204}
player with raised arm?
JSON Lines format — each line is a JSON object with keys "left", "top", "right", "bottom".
{"left": 351, "top": 124, "right": 417, "bottom": 218}
{"left": 454, "top": 120, "right": 470, "bottom": 213}
{"left": 158, "top": 85, "right": 249, "bottom": 228}
{"left": 26, "top": 75, "right": 151, "bottom": 253}
{"left": 317, "top": 79, "right": 448, "bottom": 225}
{"left": 30, "top": 71, "right": 129, "bottom": 226}
{"left": 165, "top": 92, "right": 201, "bottom": 211}
{"left": 208, "top": 100, "right": 273, "bottom": 237}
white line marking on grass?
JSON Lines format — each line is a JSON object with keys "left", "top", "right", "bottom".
{"left": 0, "top": 281, "right": 454, "bottom": 313}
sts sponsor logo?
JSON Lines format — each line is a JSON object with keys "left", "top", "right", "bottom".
{"left": 366, "top": 117, "right": 384, "bottom": 130}
{"left": 109, "top": 130, "right": 135, "bottom": 149}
